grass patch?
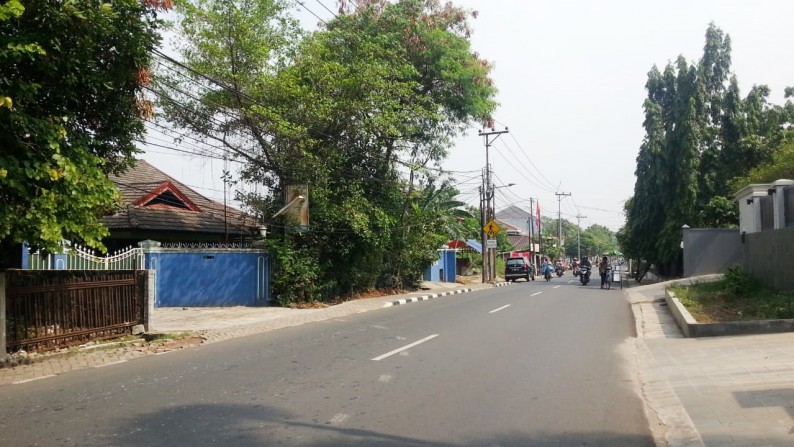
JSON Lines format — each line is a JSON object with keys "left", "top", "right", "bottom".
{"left": 670, "top": 268, "right": 794, "bottom": 322}
{"left": 142, "top": 332, "right": 191, "bottom": 343}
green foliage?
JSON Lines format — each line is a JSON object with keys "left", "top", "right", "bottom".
{"left": 701, "top": 195, "right": 738, "bottom": 228}
{"left": 723, "top": 265, "right": 759, "bottom": 298}
{"left": 622, "top": 24, "right": 794, "bottom": 272}
{"left": 160, "top": 0, "right": 496, "bottom": 302}
{"left": 670, "top": 274, "right": 794, "bottom": 322}
{"left": 730, "top": 137, "right": 794, "bottom": 189}
{"left": 265, "top": 238, "right": 321, "bottom": 306}
{"left": 0, "top": 1, "right": 162, "bottom": 256}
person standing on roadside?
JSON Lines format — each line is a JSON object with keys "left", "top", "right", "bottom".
{"left": 598, "top": 256, "right": 610, "bottom": 288}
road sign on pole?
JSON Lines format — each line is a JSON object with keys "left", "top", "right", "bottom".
{"left": 483, "top": 220, "right": 500, "bottom": 238}
{"left": 486, "top": 239, "right": 497, "bottom": 249}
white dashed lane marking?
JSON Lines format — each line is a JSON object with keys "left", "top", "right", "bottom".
{"left": 328, "top": 413, "right": 350, "bottom": 425}
{"left": 489, "top": 305, "right": 511, "bottom": 314}
{"left": 530, "top": 292, "right": 542, "bottom": 297}
{"left": 371, "top": 334, "right": 439, "bottom": 361}
{"left": 553, "top": 285, "right": 561, "bottom": 289}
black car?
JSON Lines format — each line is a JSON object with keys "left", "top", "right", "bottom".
{"left": 505, "top": 257, "right": 534, "bottom": 282}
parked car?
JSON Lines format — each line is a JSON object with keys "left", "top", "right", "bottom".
{"left": 505, "top": 257, "right": 534, "bottom": 282}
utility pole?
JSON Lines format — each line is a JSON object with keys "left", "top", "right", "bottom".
{"left": 575, "top": 213, "right": 587, "bottom": 261}
{"left": 555, "top": 192, "right": 571, "bottom": 257}
{"left": 479, "top": 182, "right": 487, "bottom": 284}
{"left": 479, "top": 127, "right": 508, "bottom": 283}
{"left": 528, "top": 197, "right": 536, "bottom": 272}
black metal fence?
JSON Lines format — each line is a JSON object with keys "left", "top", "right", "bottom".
{"left": 5, "top": 270, "right": 147, "bottom": 353}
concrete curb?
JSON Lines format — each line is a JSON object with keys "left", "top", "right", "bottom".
{"left": 625, "top": 284, "right": 705, "bottom": 447}
{"left": 634, "top": 337, "right": 705, "bottom": 447}
{"left": 384, "top": 287, "right": 474, "bottom": 307}
{"left": 666, "top": 289, "right": 794, "bottom": 337}
{"left": 384, "top": 282, "right": 511, "bottom": 307}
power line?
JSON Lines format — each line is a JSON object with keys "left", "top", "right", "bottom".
{"left": 493, "top": 139, "right": 556, "bottom": 193}
{"left": 492, "top": 118, "right": 558, "bottom": 191}
{"left": 297, "top": 0, "right": 329, "bottom": 26}
{"left": 314, "top": 0, "right": 338, "bottom": 19}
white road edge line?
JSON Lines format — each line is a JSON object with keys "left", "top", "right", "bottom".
{"left": 13, "top": 375, "right": 55, "bottom": 384}
{"left": 553, "top": 285, "right": 561, "bottom": 289}
{"left": 489, "top": 304, "right": 511, "bottom": 314}
{"left": 93, "top": 360, "right": 128, "bottom": 368}
{"left": 530, "top": 292, "right": 542, "bottom": 297}
{"left": 372, "top": 334, "right": 439, "bottom": 361}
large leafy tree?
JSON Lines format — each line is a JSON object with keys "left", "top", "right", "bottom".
{"left": 620, "top": 24, "right": 794, "bottom": 275}
{"left": 159, "top": 0, "right": 496, "bottom": 302}
{"left": 0, "top": 0, "right": 164, "bottom": 264}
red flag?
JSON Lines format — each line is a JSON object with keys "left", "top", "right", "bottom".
{"left": 536, "top": 201, "right": 541, "bottom": 234}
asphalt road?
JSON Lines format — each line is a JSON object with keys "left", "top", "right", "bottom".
{"left": 0, "top": 278, "right": 654, "bottom": 446}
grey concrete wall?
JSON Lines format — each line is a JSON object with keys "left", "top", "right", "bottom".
{"left": 682, "top": 229, "right": 742, "bottom": 277}
{"left": 743, "top": 226, "right": 794, "bottom": 290}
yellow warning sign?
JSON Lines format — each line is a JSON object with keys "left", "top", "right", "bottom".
{"left": 483, "top": 220, "right": 500, "bottom": 238}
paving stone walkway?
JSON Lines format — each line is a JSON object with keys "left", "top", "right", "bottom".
{"left": 628, "top": 277, "right": 794, "bottom": 447}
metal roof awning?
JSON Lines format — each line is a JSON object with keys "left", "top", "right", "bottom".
{"left": 465, "top": 239, "right": 482, "bottom": 253}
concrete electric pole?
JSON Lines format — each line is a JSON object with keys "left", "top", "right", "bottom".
{"left": 555, "top": 191, "right": 571, "bottom": 257}
{"left": 479, "top": 127, "right": 508, "bottom": 283}
{"left": 575, "top": 213, "right": 587, "bottom": 261}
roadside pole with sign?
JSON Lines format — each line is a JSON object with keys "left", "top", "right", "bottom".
{"left": 482, "top": 220, "right": 501, "bottom": 283}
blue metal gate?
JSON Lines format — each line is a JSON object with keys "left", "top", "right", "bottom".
{"left": 145, "top": 248, "right": 270, "bottom": 307}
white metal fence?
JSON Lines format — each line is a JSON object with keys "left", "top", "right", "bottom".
{"left": 27, "top": 243, "right": 144, "bottom": 270}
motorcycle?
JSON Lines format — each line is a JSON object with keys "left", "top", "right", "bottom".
{"left": 555, "top": 265, "right": 564, "bottom": 277}
{"left": 541, "top": 264, "right": 553, "bottom": 282}
{"left": 579, "top": 266, "right": 591, "bottom": 285}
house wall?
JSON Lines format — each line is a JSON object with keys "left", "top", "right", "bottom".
{"left": 682, "top": 229, "right": 742, "bottom": 277}
{"left": 145, "top": 249, "right": 270, "bottom": 307}
{"left": 743, "top": 226, "right": 794, "bottom": 290}
{"left": 425, "top": 250, "right": 457, "bottom": 282}
{"left": 738, "top": 198, "right": 755, "bottom": 234}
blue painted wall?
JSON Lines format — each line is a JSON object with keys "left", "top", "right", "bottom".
{"left": 425, "top": 250, "right": 457, "bottom": 282}
{"left": 145, "top": 251, "right": 270, "bottom": 307}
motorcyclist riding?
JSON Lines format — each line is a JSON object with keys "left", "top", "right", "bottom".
{"left": 541, "top": 258, "right": 553, "bottom": 281}
{"left": 579, "top": 256, "right": 592, "bottom": 285}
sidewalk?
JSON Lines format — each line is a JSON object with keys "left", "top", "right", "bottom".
{"left": 628, "top": 278, "right": 794, "bottom": 447}
{"left": 0, "top": 282, "right": 495, "bottom": 385}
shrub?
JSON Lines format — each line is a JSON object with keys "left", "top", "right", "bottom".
{"left": 723, "top": 265, "right": 759, "bottom": 298}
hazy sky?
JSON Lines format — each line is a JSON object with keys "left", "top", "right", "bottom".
{"left": 141, "top": 0, "right": 794, "bottom": 231}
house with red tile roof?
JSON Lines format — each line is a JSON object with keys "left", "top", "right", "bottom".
{"left": 102, "top": 159, "right": 258, "bottom": 251}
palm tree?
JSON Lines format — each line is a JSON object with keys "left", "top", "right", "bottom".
{"left": 415, "top": 180, "right": 472, "bottom": 241}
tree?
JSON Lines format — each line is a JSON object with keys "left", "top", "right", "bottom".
{"left": 160, "top": 0, "right": 497, "bottom": 302}
{"left": 731, "top": 133, "right": 794, "bottom": 188}
{"left": 622, "top": 24, "right": 794, "bottom": 276}
{"left": 0, "top": 0, "right": 164, "bottom": 263}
